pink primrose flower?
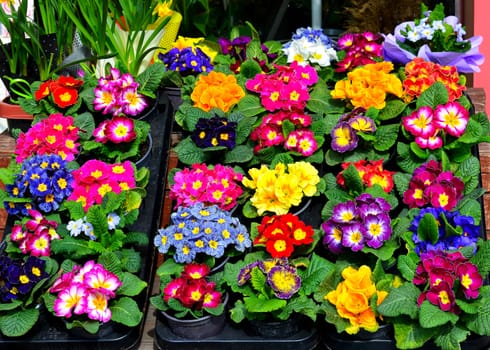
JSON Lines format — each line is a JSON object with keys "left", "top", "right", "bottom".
{"left": 86, "top": 292, "right": 112, "bottom": 322}
{"left": 434, "top": 101, "right": 469, "bottom": 137}
{"left": 402, "top": 106, "right": 435, "bottom": 138}
{"left": 53, "top": 284, "right": 88, "bottom": 318}
{"left": 105, "top": 116, "right": 137, "bottom": 143}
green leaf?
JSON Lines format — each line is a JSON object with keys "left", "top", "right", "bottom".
{"left": 229, "top": 300, "right": 247, "bottom": 323}
{"left": 465, "top": 295, "right": 490, "bottom": 335}
{"left": 397, "top": 254, "right": 418, "bottom": 282}
{"left": 342, "top": 164, "right": 363, "bottom": 195}
{"left": 117, "top": 248, "right": 142, "bottom": 273}
{"left": 0, "top": 308, "right": 40, "bottom": 337}
{"left": 110, "top": 297, "right": 143, "bottom": 327}
{"left": 117, "top": 272, "right": 147, "bottom": 296}
{"left": 416, "top": 82, "right": 449, "bottom": 109}
{"left": 377, "top": 283, "right": 420, "bottom": 318}
{"left": 434, "top": 325, "right": 470, "bottom": 350}
{"left": 419, "top": 301, "right": 458, "bottom": 328}
{"left": 374, "top": 124, "right": 399, "bottom": 152}
{"left": 50, "top": 236, "right": 95, "bottom": 259}
{"left": 472, "top": 240, "right": 490, "bottom": 277}
{"left": 224, "top": 144, "right": 253, "bottom": 164}
{"left": 98, "top": 251, "right": 123, "bottom": 276}
{"left": 417, "top": 213, "right": 439, "bottom": 244}
{"left": 0, "top": 299, "right": 22, "bottom": 311}
{"left": 65, "top": 319, "right": 100, "bottom": 334}
{"left": 378, "top": 99, "right": 407, "bottom": 120}
{"left": 173, "top": 137, "right": 207, "bottom": 165}
{"left": 243, "top": 295, "right": 287, "bottom": 313}
{"left": 236, "top": 94, "right": 265, "bottom": 117}
{"left": 393, "top": 320, "right": 439, "bottom": 350}
{"left": 307, "top": 81, "right": 345, "bottom": 114}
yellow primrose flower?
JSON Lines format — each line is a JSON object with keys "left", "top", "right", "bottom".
{"left": 326, "top": 265, "right": 387, "bottom": 335}
{"left": 274, "top": 173, "right": 303, "bottom": 209}
{"left": 287, "top": 161, "right": 320, "bottom": 197}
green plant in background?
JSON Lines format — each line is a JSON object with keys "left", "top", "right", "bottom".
{"left": 0, "top": 0, "right": 54, "bottom": 81}
{"left": 61, "top": 0, "right": 171, "bottom": 76}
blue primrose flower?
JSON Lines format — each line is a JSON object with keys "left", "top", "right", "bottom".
{"left": 154, "top": 203, "right": 251, "bottom": 263}
{"left": 410, "top": 207, "right": 480, "bottom": 254}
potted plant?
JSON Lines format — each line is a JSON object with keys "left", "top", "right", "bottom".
{"left": 153, "top": 202, "right": 251, "bottom": 265}
{"left": 223, "top": 212, "right": 332, "bottom": 337}
{"left": 240, "top": 160, "right": 324, "bottom": 218}
{"left": 150, "top": 260, "right": 228, "bottom": 339}
{"left": 382, "top": 3, "right": 484, "bottom": 73}
{"left": 60, "top": 0, "right": 172, "bottom": 77}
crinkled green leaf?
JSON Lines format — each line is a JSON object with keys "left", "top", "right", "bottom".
{"left": 377, "top": 283, "right": 420, "bottom": 318}
{"left": 419, "top": 301, "right": 458, "bottom": 328}
{"left": 0, "top": 308, "right": 39, "bottom": 337}
{"left": 378, "top": 99, "right": 407, "bottom": 120}
{"left": 110, "top": 297, "right": 143, "bottom": 327}
{"left": 117, "top": 272, "right": 147, "bottom": 296}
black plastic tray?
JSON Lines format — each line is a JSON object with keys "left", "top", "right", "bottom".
{"left": 154, "top": 316, "right": 321, "bottom": 350}
{"left": 0, "top": 92, "right": 173, "bottom": 350}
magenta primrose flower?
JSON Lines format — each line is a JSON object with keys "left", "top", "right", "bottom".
{"left": 414, "top": 250, "right": 483, "bottom": 314}
{"left": 51, "top": 261, "right": 122, "bottom": 323}
{"left": 10, "top": 209, "right": 60, "bottom": 257}
{"left": 402, "top": 101, "right": 469, "bottom": 150}
{"left": 245, "top": 61, "right": 318, "bottom": 112}
{"left": 14, "top": 113, "right": 80, "bottom": 163}
{"left": 403, "top": 160, "right": 464, "bottom": 210}
{"left": 93, "top": 116, "right": 137, "bottom": 144}
{"left": 93, "top": 67, "right": 148, "bottom": 117}
{"left": 68, "top": 159, "right": 136, "bottom": 211}
{"left": 170, "top": 163, "right": 243, "bottom": 211}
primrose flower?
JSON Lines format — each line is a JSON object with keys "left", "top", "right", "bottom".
{"left": 191, "top": 116, "right": 237, "bottom": 149}
{"left": 254, "top": 213, "right": 314, "bottom": 258}
{"left": 191, "top": 71, "right": 245, "bottom": 112}
{"left": 282, "top": 27, "right": 337, "bottom": 67}
{"left": 336, "top": 160, "right": 395, "bottom": 193}
{"left": 331, "top": 61, "right": 403, "bottom": 110}
{"left": 409, "top": 207, "right": 480, "bottom": 255}
{"left": 322, "top": 194, "right": 392, "bottom": 253}
{"left": 170, "top": 163, "right": 243, "bottom": 211}
{"left": 326, "top": 265, "right": 387, "bottom": 334}
{"left": 158, "top": 45, "right": 214, "bottom": 76}
{"left": 336, "top": 32, "right": 384, "bottom": 72}
{"left": 50, "top": 261, "right": 122, "bottom": 323}
{"left": 93, "top": 67, "right": 148, "bottom": 117}
{"left": 403, "top": 160, "right": 464, "bottom": 210}
{"left": 14, "top": 113, "right": 80, "bottom": 163}
{"left": 5, "top": 154, "right": 73, "bottom": 216}
{"left": 161, "top": 262, "right": 223, "bottom": 314}
{"left": 154, "top": 203, "right": 251, "bottom": 263}
{"left": 242, "top": 161, "right": 320, "bottom": 216}
{"left": 414, "top": 250, "right": 482, "bottom": 314}
{"left": 0, "top": 256, "right": 49, "bottom": 302}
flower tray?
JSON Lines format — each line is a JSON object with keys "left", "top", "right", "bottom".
{"left": 0, "top": 93, "right": 173, "bottom": 349}
{"left": 154, "top": 315, "right": 321, "bottom": 350}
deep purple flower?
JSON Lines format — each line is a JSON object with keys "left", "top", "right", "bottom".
{"left": 191, "top": 116, "right": 237, "bottom": 149}
{"left": 331, "top": 122, "right": 358, "bottom": 153}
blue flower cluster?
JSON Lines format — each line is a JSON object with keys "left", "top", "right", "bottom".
{"left": 4, "top": 154, "right": 74, "bottom": 215}
{"left": 158, "top": 47, "right": 213, "bottom": 76}
{"left": 0, "top": 255, "right": 48, "bottom": 302}
{"left": 283, "top": 26, "right": 334, "bottom": 49}
{"left": 154, "top": 203, "right": 251, "bottom": 263}
{"left": 410, "top": 207, "right": 481, "bottom": 254}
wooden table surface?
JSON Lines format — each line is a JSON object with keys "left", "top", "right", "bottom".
{"left": 0, "top": 88, "right": 488, "bottom": 350}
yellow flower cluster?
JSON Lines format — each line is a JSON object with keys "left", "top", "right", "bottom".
{"left": 191, "top": 71, "right": 245, "bottom": 112}
{"left": 331, "top": 61, "right": 403, "bottom": 110}
{"left": 326, "top": 265, "right": 388, "bottom": 335}
{"left": 242, "top": 161, "right": 320, "bottom": 215}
